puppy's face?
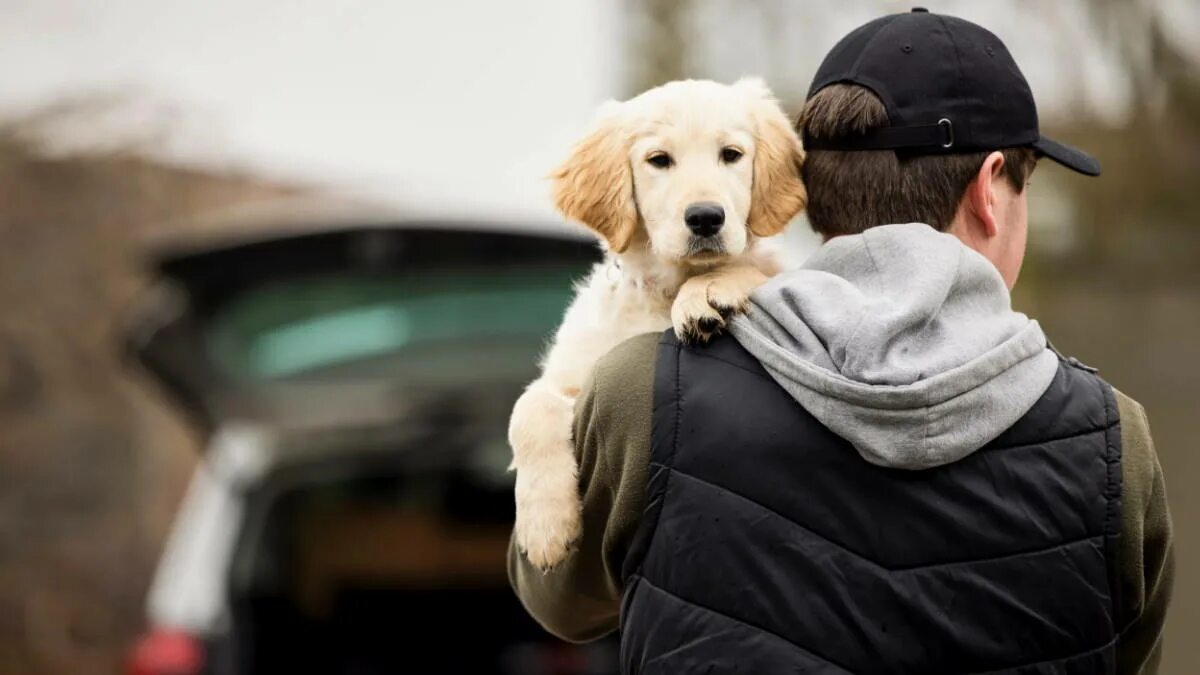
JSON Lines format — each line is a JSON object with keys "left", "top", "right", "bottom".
{"left": 629, "top": 87, "right": 756, "bottom": 261}
{"left": 552, "top": 78, "right": 806, "bottom": 263}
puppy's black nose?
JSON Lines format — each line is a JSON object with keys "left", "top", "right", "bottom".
{"left": 685, "top": 202, "right": 725, "bottom": 237}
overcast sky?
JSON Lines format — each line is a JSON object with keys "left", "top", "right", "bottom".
{"left": 1, "top": 0, "right": 1195, "bottom": 222}
{"left": 0, "top": 0, "right": 619, "bottom": 220}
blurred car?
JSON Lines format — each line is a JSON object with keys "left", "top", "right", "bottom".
{"left": 122, "top": 203, "right": 616, "bottom": 675}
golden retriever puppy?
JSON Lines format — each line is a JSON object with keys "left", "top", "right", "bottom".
{"left": 509, "top": 78, "right": 806, "bottom": 570}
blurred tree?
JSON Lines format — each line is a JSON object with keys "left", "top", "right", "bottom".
{"left": 0, "top": 99, "right": 297, "bottom": 675}
{"left": 1046, "top": 0, "right": 1200, "bottom": 283}
{"left": 622, "top": 0, "right": 697, "bottom": 95}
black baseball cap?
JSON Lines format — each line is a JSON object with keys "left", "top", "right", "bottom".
{"left": 804, "top": 8, "right": 1100, "bottom": 176}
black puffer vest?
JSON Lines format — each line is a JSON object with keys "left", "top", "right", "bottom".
{"left": 620, "top": 333, "right": 1123, "bottom": 674}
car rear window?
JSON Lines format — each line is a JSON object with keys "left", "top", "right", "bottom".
{"left": 206, "top": 264, "right": 584, "bottom": 381}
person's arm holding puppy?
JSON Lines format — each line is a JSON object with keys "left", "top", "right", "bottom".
{"left": 508, "top": 334, "right": 657, "bottom": 641}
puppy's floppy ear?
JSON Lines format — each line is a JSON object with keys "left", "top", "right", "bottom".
{"left": 551, "top": 102, "right": 638, "bottom": 253}
{"left": 737, "top": 77, "right": 807, "bottom": 237}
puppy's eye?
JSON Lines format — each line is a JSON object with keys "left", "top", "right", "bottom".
{"left": 721, "top": 147, "right": 744, "bottom": 164}
{"left": 646, "top": 152, "right": 673, "bottom": 169}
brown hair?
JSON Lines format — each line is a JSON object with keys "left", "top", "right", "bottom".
{"left": 798, "top": 84, "right": 1037, "bottom": 237}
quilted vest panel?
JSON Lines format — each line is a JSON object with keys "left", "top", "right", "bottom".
{"left": 620, "top": 333, "right": 1122, "bottom": 675}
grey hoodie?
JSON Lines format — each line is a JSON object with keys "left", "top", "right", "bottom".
{"left": 730, "top": 222, "right": 1059, "bottom": 470}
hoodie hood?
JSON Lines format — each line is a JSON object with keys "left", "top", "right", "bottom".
{"left": 730, "top": 223, "right": 1058, "bottom": 470}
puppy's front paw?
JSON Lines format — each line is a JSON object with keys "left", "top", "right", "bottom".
{"left": 514, "top": 455, "right": 583, "bottom": 571}
{"left": 672, "top": 266, "right": 768, "bottom": 344}
{"left": 672, "top": 277, "right": 727, "bottom": 344}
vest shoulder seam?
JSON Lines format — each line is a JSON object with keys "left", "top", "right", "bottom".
{"left": 1099, "top": 377, "right": 1124, "bottom": 631}
{"left": 626, "top": 340, "right": 684, "bottom": 580}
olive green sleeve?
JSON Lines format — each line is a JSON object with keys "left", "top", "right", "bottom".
{"left": 1114, "top": 389, "right": 1174, "bottom": 674}
{"left": 507, "top": 333, "right": 659, "bottom": 642}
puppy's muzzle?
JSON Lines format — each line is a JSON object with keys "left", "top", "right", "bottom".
{"left": 684, "top": 202, "right": 725, "bottom": 237}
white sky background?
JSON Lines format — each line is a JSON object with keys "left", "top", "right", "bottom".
{"left": 0, "top": 0, "right": 619, "bottom": 221}
{"left": 1, "top": 0, "right": 1196, "bottom": 222}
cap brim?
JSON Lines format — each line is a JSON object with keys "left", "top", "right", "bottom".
{"left": 1032, "top": 136, "right": 1101, "bottom": 176}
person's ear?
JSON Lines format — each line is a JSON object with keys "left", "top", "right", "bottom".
{"left": 967, "top": 151, "right": 1006, "bottom": 238}
{"left": 550, "top": 102, "right": 638, "bottom": 253}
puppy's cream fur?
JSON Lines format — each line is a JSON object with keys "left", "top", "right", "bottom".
{"left": 510, "top": 78, "right": 806, "bottom": 569}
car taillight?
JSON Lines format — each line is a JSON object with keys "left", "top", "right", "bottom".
{"left": 126, "top": 628, "right": 205, "bottom": 675}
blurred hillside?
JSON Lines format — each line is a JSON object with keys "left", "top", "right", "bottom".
{"left": 0, "top": 106, "right": 296, "bottom": 674}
